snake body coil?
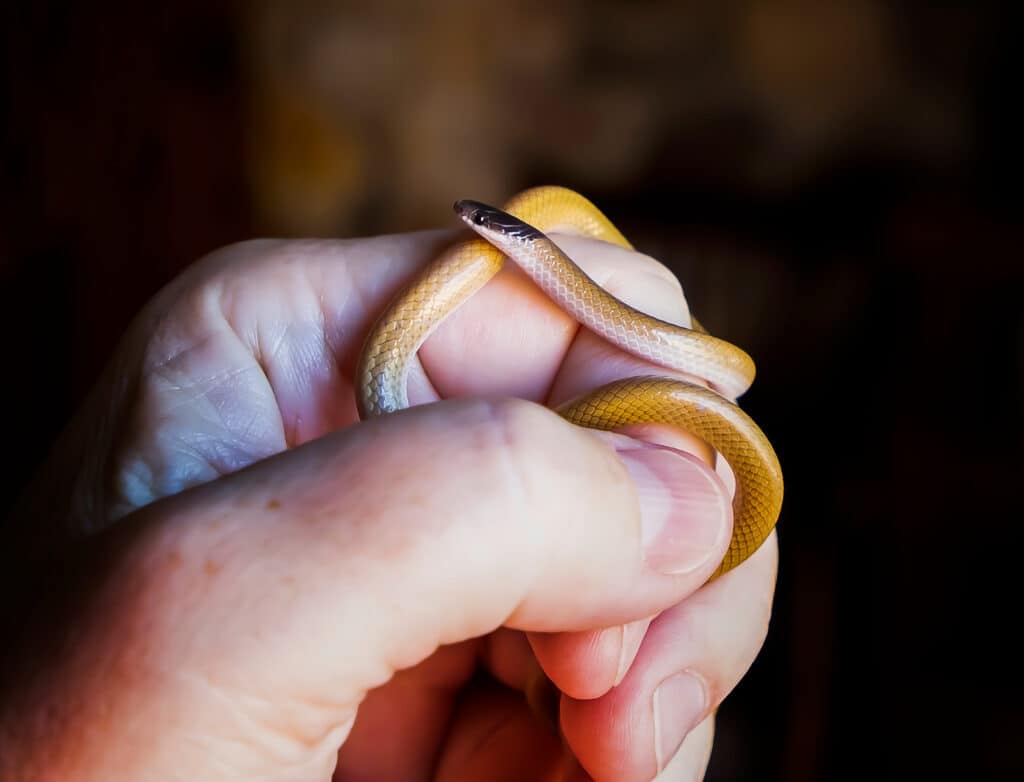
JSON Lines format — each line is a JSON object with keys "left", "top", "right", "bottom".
{"left": 356, "top": 186, "right": 782, "bottom": 577}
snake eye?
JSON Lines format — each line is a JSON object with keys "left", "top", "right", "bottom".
{"left": 471, "top": 210, "right": 487, "bottom": 226}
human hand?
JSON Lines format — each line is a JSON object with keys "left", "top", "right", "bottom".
{"left": 0, "top": 229, "right": 777, "bottom": 781}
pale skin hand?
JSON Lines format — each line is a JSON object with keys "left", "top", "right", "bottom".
{"left": 0, "top": 230, "right": 777, "bottom": 781}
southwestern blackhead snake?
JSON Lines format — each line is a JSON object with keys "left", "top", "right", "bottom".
{"left": 356, "top": 186, "right": 782, "bottom": 576}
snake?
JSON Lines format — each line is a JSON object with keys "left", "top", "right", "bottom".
{"left": 355, "top": 186, "right": 782, "bottom": 577}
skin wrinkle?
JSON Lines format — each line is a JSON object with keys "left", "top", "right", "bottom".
{"left": 142, "top": 306, "right": 244, "bottom": 405}
{"left": 140, "top": 374, "right": 262, "bottom": 460}
{"left": 173, "top": 670, "right": 347, "bottom": 760}
{"left": 243, "top": 309, "right": 294, "bottom": 446}
{"left": 113, "top": 344, "right": 230, "bottom": 518}
{"left": 292, "top": 321, "right": 342, "bottom": 442}
{"left": 217, "top": 315, "right": 285, "bottom": 437}
{"left": 258, "top": 320, "right": 302, "bottom": 446}
{"left": 144, "top": 329, "right": 219, "bottom": 377}
{"left": 262, "top": 320, "right": 293, "bottom": 381}
{"left": 219, "top": 244, "right": 361, "bottom": 444}
{"left": 113, "top": 322, "right": 285, "bottom": 518}
{"left": 307, "top": 297, "right": 340, "bottom": 428}
{"left": 319, "top": 281, "right": 366, "bottom": 383}
{"left": 153, "top": 364, "right": 262, "bottom": 415}
{"left": 211, "top": 245, "right": 360, "bottom": 445}
{"left": 224, "top": 407, "right": 277, "bottom": 454}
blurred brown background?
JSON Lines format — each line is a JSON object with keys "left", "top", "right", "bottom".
{"left": 2, "top": 1, "right": 1021, "bottom": 779}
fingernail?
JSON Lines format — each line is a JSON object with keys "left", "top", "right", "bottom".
{"left": 613, "top": 619, "right": 650, "bottom": 685}
{"left": 652, "top": 671, "right": 707, "bottom": 771}
{"left": 618, "top": 445, "right": 731, "bottom": 574}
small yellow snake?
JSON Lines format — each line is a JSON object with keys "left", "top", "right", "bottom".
{"left": 356, "top": 186, "right": 782, "bottom": 576}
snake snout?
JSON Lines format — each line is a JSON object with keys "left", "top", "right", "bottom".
{"left": 453, "top": 199, "right": 490, "bottom": 226}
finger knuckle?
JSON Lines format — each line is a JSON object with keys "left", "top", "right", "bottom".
{"left": 462, "top": 398, "right": 570, "bottom": 523}
{"left": 632, "top": 251, "right": 683, "bottom": 291}
{"left": 474, "top": 398, "right": 560, "bottom": 489}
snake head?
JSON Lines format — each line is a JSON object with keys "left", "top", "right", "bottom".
{"left": 453, "top": 200, "right": 544, "bottom": 243}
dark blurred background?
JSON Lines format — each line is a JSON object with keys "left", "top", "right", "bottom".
{"left": 2, "top": 1, "right": 1021, "bottom": 779}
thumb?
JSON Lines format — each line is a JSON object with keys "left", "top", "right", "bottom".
{"left": 263, "top": 399, "right": 733, "bottom": 680}
{"left": 2, "top": 399, "right": 731, "bottom": 779}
